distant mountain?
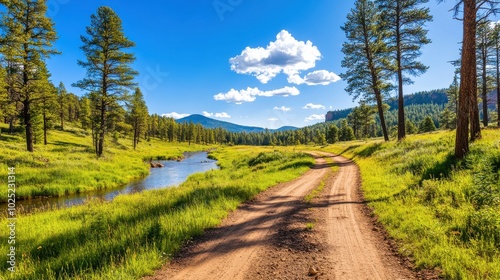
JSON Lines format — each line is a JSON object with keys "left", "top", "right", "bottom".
{"left": 177, "top": 114, "right": 298, "bottom": 133}
{"left": 325, "top": 89, "right": 448, "bottom": 122}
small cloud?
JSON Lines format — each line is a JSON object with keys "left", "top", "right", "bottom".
{"left": 268, "top": 117, "right": 279, "bottom": 121}
{"left": 303, "top": 103, "right": 325, "bottom": 110}
{"left": 203, "top": 111, "right": 231, "bottom": 118}
{"left": 273, "top": 106, "right": 291, "bottom": 112}
{"left": 301, "top": 70, "right": 341, "bottom": 86}
{"left": 305, "top": 114, "right": 324, "bottom": 122}
{"left": 214, "top": 86, "right": 300, "bottom": 104}
{"left": 162, "top": 112, "right": 189, "bottom": 119}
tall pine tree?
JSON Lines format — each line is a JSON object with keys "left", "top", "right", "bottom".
{"left": 73, "top": 6, "right": 137, "bottom": 157}
{"left": 341, "top": 0, "right": 391, "bottom": 141}
{"left": 377, "top": 0, "right": 432, "bottom": 140}
{"left": 441, "top": 0, "right": 500, "bottom": 158}
{"left": 0, "top": 0, "right": 59, "bottom": 152}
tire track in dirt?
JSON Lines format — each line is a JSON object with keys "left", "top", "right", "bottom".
{"left": 322, "top": 153, "right": 414, "bottom": 280}
{"left": 145, "top": 152, "right": 416, "bottom": 280}
{"left": 145, "top": 154, "right": 330, "bottom": 280}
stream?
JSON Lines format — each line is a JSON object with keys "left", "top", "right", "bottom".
{"left": 3, "top": 151, "right": 218, "bottom": 214}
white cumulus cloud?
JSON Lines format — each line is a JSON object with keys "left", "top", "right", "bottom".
{"left": 230, "top": 30, "right": 323, "bottom": 84}
{"left": 305, "top": 114, "right": 324, "bottom": 122}
{"left": 301, "top": 70, "right": 341, "bottom": 85}
{"left": 162, "top": 112, "right": 189, "bottom": 119}
{"left": 273, "top": 106, "right": 291, "bottom": 112}
{"left": 303, "top": 103, "right": 325, "bottom": 110}
{"left": 214, "top": 86, "right": 300, "bottom": 104}
{"left": 203, "top": 111, "right": 231, "bottom": 119}
{"left": 268, "top": 118, "right": 279, "bottom": 121}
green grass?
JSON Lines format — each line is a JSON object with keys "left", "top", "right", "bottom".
{"left": 319, "top": 129, "right": 500, "bottom": 280}
{"left": 0, "top": 124, "right": 210, "bottom": 202}
{"left": 0, "top": 146, "right": 314, "bottom": 279}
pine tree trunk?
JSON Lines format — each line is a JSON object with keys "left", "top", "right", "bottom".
{"left": 396, "top": 1, "right": 405, "bottom": 141}
{"left": 455, "top": 0, "right": 475, "bottom": 159}
{"left": 43, "top": 110, "right": 47, "bottom": 145}
{"left": 23, "top": 100, "right": 34, "bottom": 152}
{"left": 375, "top": 90, "right": 389, "bottom": 141}
{"left": 97, "top": 99, "right": 106, "bottom": 157}
{"left": 482, "top": 54, "right": 488, "bottom": 127}
{"left": 9, "top": 117, "right": 14, "bottom": 134}
{"left": 470, "top": 95, "right": 481, "bottom": 141}
{"left": 133, "top": 121, "right": 137, "bottom": 150}
{"left": 497, "top": 43, "right": 500, "bottom": 127}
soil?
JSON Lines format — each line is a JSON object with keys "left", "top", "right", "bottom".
{"left": 144, "top": 153, "right": 425, "bottom": 280}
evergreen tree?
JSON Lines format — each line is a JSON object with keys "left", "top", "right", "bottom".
{"left": 442, "top": 0, "right": 500, "bottom": 158}
{"left": 127, "top": 88, "right": 148, "bottom": 149}
{"left": 34, "top": 66, "right": 57, "bottom": 145}
{"left": 327, "top": 124, "right": 339, "bottom": 144}
{"left": 491, "top": 21, "right": 500, "bottom": 126}
{"left": 419, "top": 115, "right": 436, "bottom": 133}
{"left": 439, "top": 75, "right": 460, "bottom": 130}
{"left": 56, "top": 82, "right": 67, "bottom": 130}
{"left": 377, "top": 0, "right": 432, "bottom": 140}
{"left": 0, "top": 65, "right": 10, "bottom": 135}
{"left": 476, "top": 21, "right": 493, "bottom": 127}
{"left": 341, "top": 0, "right": 391, "bottom": 142}
{"left": 405, "top": 119, "right": 418, "bottom": 134}
{"left": 73, "top": 6, "right": 138, "bottom": 157}
{"left": 339, "top": 119, "right": 355, "bottom": 141}
{"left": 0, "top": 0, "right": 59, "bottom": 152}
{"left": 79, "top": 96, "right": 92, "bottom": 130}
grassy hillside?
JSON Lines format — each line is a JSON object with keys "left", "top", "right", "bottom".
{"left": 319, "top": 129, "right": 500, "bottom": 279}
{"left": 0, "top": 124, "right": 211, "bottom": 202}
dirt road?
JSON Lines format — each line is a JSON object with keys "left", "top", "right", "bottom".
{"left": 145, "top": 153, "right": 415, "bottom": 280}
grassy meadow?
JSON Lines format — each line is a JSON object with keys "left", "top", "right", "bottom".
{"left": 0, "top": 141, "right": 314, "bottom": 279}
{"left": 319, "top": 129, "right": 500, "bottom": 280}
{"left": 0, "top": 123, "right": 211, "bottom": 202}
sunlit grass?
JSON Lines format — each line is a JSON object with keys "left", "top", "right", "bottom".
{"left": 319, "top": 129, "right": 500, "bottom": 279}
{"left": 0, "top": 123, "right": 210, "bottom": 201}
{"left": 0, "top": 145, "right": 314, "bottom": 279}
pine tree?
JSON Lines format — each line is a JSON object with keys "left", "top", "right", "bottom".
{"left": 73, "top": 6, "right": 138, "bottom": 157}
{"left": 56, "top": 82, "right": 67, "bottom": 130}
{"left": 377, "top": 0, "right": 432, "bottom": 140}
{"left": 405, "top": 119, "right": 418, "bottom": 134}
{"left": 339, "top": 119, "right": 356, "bottom": 141}
{"left": 327, "top": 124, "right": 339, "bottom": 144}
{"left": 419, "top": 115, "right": 436, "bottom": 133}
{"left": 34, "top": 65, "right": 57, "bottom": 145}
{"left": 79, "top": 96, "right": 92, "bottom": 130}
{"left": 476, "top": 21, "right": 493, "bottom": 127}
{"left": 0, "top": 64, "right": 10, "bottom": 135}
{"left": 341, "top": 0, "right": 391, "bottom": 142}
{"left": 491, "top": 21, "right": 500, "bottom": 127}
{"left": 127, "top": 88, "right": 148, "bottom": 149}
{"left": 0, "top": 0, "right": 59, "bottom": 152}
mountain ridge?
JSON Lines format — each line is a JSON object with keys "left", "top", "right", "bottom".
{"left": 177, "top": 114, "right": 298, "bottom": 133}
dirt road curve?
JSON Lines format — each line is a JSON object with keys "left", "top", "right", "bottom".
{"left": 145, "top": 153, "right": 415, "bottom": 280}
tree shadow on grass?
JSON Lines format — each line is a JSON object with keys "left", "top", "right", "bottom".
{"left": 356, "top": 143, "right": 382, "bottom": 158}
{"left": 422, "top": 152, "right": 456, "bottom": 181}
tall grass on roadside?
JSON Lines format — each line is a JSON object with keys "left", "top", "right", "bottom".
{"left": 0, "top": 147, "right": 314, "bottom": 280}
{"left": 321, "top": 129, "right": 500, "bottom": 279}
{"left": 0, "top": 124, "right": 210, "bottom": 201}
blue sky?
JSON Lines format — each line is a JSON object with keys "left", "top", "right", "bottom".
{"left": 47, "top": 0, "right": 467, "bottom": 129}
